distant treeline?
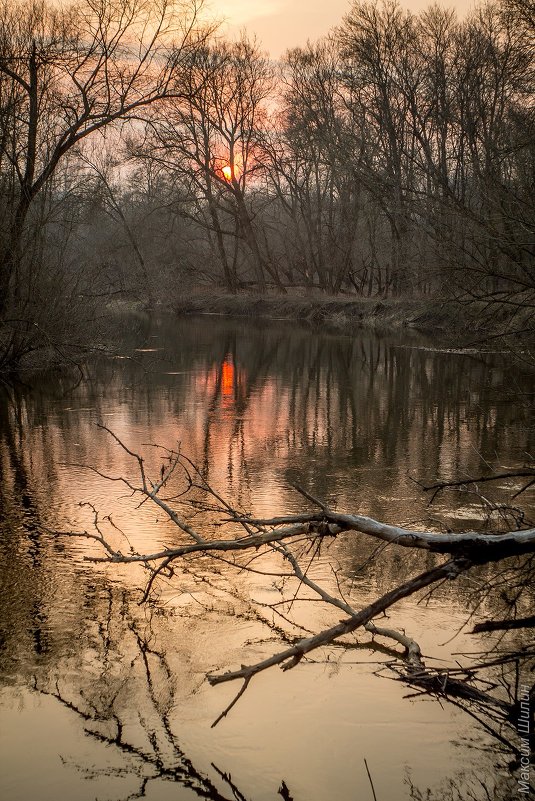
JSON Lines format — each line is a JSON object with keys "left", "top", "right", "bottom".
{"left": 0, "top": 0, "right": 533, "bottom": 366}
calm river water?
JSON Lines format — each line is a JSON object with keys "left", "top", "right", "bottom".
{"left": 0, "top": 314, "right": 533, "bottom": 801}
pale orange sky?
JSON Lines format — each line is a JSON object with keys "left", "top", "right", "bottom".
{"left": 207, "top": 0, "right": 474, "bottom": 57}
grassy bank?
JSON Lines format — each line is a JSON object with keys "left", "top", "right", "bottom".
{"left": 172, "top": 291, "right": 515, "bottom": 344}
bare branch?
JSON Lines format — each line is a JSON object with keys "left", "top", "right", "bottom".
{"left": 472, "top": 615, "right": 535, "bottom": 633}
{"left": 238, "top": 511, "right": 535, "bottom": 558}
{"left": 207, "top": 559, "right": 470, "bottom": 691}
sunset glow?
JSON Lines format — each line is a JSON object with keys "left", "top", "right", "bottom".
{"left": 210, "top": 0, "right": 470, "bottom": 57}
{"left": 222, "top": 164, "right": 232, "bottom": 181}
{"left": 220, "top": 356, "right": 235, "bottom": 396}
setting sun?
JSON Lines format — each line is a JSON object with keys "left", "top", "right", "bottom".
{"left": 1, "top": 0, "right": 531, "bottom": 798}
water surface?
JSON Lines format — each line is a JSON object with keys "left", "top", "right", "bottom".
{"left": 0, "top": 314, "right": 533, "bottom": 801}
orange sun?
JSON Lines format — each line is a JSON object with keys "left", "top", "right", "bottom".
{"left": 222, "top": 165, "right": 232, "bottom": 181}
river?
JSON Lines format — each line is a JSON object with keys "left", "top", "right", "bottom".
{"left": 0, "top": 313, "right": 533, "bottom": 801}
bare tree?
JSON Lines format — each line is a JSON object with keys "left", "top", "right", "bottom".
{"left": 133, "top": 36, "right": 276, "bottom": 294}
{"left": 0, "top": 0, "right": 209, "bottom": 363}
{"left": 266, "top": 38, "right": 364, "bottom": 294}
{"left": 338, "top": 1, "right": 419, "bottom": 295}
{"left": 79, "top": 147, "right": 151, "bottom": 292}
{"left": 335, "top": 0, "right": 535, "bottom": 314}
{"left": 502, "top": 0, "right": 535, "bottom": 30}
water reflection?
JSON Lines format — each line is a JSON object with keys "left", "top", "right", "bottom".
{"left": 32, "top": 588, "right": 260, "bottom": 801}
{"left": 0, "top": 314, "right": 534, "bottom": 800}
{"left": 10, "top": 315, "right": 528, "bottom": 520}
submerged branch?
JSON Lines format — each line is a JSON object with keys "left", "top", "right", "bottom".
{"left": 472, "top": 615, "right": 535, "bottom": 633}
{"left": 207, "top": 559, "right": 469, "bottom": 688}
{"left": 53, "top": 426, "right": 535, "bottom": 737}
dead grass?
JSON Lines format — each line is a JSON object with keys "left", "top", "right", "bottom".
{"left": 173, "top": 290, "right": 460, "bottom": 334}
{"left": 171, "top": 289, "right": 534, "bottom": 353}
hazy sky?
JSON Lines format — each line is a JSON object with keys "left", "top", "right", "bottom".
{"left": 207, "top": 0, "right": 473, "bottom": 57}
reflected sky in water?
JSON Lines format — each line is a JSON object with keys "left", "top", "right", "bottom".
{"left": 0, "top": 314, "right": 533, "bottom": 800}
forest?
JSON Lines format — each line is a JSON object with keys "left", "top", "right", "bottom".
{"left": 0, "top": 2, "right": 534, "bottom": 799}
{"left": 0, "top": 0, "right": 533, "bottom": 369}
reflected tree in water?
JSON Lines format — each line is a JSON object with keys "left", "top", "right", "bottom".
{"left": 2, "top": 328, "right": 534, "bottom": 800}
{"left": 46, "top": 424, "right": 535, "bottom": 799}
{"left": 29, "top": 573, "right": 301, "bottom": 800}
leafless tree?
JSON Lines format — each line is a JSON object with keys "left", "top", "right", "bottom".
{"left": 0, "top": 0, "right": 210, "bottom": 365}
{"left": 264, "top": 38, "right": 365, "bottom": 294}
{"left": 341, "top": 2, "right": 533, "bottom": 313}
{"left": 132, "top": 36, "right": 276, "bottom": 293}
{"left": 337, "top": 1, "right": 420, "bottom": 295}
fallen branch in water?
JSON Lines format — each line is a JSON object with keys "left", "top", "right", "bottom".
{"left": 206, "top": 559, "right": 468, "bottom": 686}
{"left": 51, "top": 426, "right": 535, "bottom": 744}
{"left": 472, "top": 615, "right": 535, "bottom": 633}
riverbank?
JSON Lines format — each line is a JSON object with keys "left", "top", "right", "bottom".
{"left": 172, "top": 291, "right": 527, "bottom": 346}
